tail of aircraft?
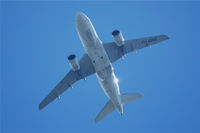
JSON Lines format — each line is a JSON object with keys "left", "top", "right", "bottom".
{"left": 95, "top": 93, "right": 143, "bottom": 123}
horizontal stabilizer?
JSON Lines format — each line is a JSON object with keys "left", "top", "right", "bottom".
{"left": 95, "top": 100, "right": 114, "bottom": 123}
{"left": 121, "top": 93, "right": 143, "bottom": 105}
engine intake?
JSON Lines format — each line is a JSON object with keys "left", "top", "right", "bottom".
{"left": 68, "top": 54, "right": 80, "bottom": 71}
{"left": 112, "top": 30, "right": 124, "bottom": 46}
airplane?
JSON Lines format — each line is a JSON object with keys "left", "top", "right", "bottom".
{"left": 39, "top": 12, "right": 169, "bottom": 122}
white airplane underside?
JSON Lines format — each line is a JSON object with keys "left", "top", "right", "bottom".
{"left": 39, "top": 12, "right": 169, "bottom": 122}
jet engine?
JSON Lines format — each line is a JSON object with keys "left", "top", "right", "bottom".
{"left": 68, "top": 54, "right": 80, "bottom": 71}
{"left": 112, "top": 30, "right": 125, "bottom": 46}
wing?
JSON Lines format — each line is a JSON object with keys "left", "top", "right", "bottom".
{"left": 103, "top": 35, "right": 169, "bottom": 63}
{"left": 39, "top": 54, "right": 95, "bottom": 110}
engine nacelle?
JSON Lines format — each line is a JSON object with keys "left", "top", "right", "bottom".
{"left": 112, "top": 30, "right": 125, "bottom": 46}
{"left": 68, "top": 54, "right": 80, "bottom": 71}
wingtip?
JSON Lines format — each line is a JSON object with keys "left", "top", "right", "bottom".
{"left": 95, "top": 115, "right": 102, "bottom": 123}
{"left": 163, "top": 35, "right": 170, "bottom": 40}
{"left": 38, "top": 104, "right": 43, "bottom": 110}
{"left": 38, "top": 106, "right": 42, "bottom": 110}
{"left": 140, "top": 93, "right": 144, "bottom": 98}
{"left": 95, "top": 119, "right": 100, "bottom": 123}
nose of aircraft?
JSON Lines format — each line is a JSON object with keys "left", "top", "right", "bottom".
{"left": 76, "top": 12, "right": 90, "bottom": 31}
{"left": 76, "top": 12, "right": 88, "bottom": 23}
{"left": 76, "top": 12, "right": 83, "bottom": 20}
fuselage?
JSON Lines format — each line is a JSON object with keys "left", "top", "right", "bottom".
{"left": 76, "top": 12, "right": 123, "bottom": 114}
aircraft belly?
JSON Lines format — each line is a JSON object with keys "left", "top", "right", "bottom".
{"left": 76, "top": 12, "right": 122, "bottom": 111}
{"left": 97, "top": 71, "right": 121, "bottom": 105}
{"left": 76, "top": 10, "right": 111, "bottom": 78}
{"left": 85, "top": 39, "right": 111, "bottom": 80}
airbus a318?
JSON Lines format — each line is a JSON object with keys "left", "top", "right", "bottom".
{"left": 39, "top": 12, "right": 169, "bottom": 122}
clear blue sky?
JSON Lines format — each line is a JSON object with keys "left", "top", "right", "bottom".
{"left": 1, "top": 1, "right": 200, "bottom": 133}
